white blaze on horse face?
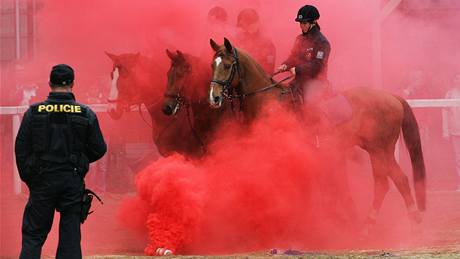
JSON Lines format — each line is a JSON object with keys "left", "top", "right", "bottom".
{"left": 109, "top": 67, "right": 119, "bottom": 99}
{"left": 108, "top": 67, "right": 120, "bottom": 111}
{"left": 210, "top": 57, "right": 224, "bottom": 108}
{"left": 214, "top": 57, "right": 222, "bottom": 68}
{"left": 209, "top": 85, "right": 215, "bottom": 105}
{"left": 209, "top": 83, "right": 223, "bottom": 108}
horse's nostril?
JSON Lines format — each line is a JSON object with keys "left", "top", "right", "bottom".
{"left": 213, "top": 96, "right": 221, "bottom": 104}
{"left": 162, "top": 105, "right": 173, "bottom": 115}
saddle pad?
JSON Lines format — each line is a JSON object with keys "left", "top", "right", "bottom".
{"left": 318, "top": 94, "right": 352, "bottom": 125}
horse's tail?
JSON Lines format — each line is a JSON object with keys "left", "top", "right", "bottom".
{"left": 399, "top": 97, "right": 426, "bottom": 211}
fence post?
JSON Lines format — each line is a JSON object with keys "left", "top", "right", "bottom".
{"left": 12, "top": 114, "right": 21, "bottom": 194}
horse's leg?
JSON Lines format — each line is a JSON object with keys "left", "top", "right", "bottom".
{"left": 384, "top": 149, "right": 421, "bottom": 224}
{"left": 367, "top": 151, "right": 390, "bottom": 225}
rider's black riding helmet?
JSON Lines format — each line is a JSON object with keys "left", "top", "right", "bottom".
{"left": 295, "top": 5, "right": 320, "bottom": 23}
{"left": 208, "top": 6, "right": 228, "bottom": 23}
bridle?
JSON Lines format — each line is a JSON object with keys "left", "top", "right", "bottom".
{"left": 210, "top": 48, "right": 242, "bottom": 100}
{"left": 106, "top": 65, "right": 144, "bottom": 106}
{"left": 163, "top": 76, "right": 189, "bottom": 115}
{"left": 106, "top": 65, "right": 155, "bottom": 129}
{"left": 210, "top": 48, "right": 294, "bottom": 105}
{"left": 159, "top": 66, "right": 206, "bottom": 154}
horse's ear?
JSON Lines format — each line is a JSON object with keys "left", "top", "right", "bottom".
{"left": 176, "top": 50, "right": 185, "bottom": 60}
{"left": 224, "top": 38, "right": 233, "bottom": 52}
{"left": 166, "top": 49, "right": 175, "bottom": 60}
{"left": 210, "top": 39, "right": 220, "bottom": 52}
{"left": 105, "top": 51, "right": 118, "bottom": 61}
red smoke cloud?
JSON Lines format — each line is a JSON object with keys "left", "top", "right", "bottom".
{"left": 119, "top": 102, "right": 364, "bottom": 254}
{"left": 3, "top": 0, "right": 460, "bottom": 257}
{"left": 14, "top": 0, "right": 460, "bottom": 104}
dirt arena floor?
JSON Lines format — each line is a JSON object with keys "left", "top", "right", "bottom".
{"left": 2, "top": 188, "right": 460, "bottom": 259}
{"left": 2, "top": 145, "right": 460, "bottom": 259}
{"left": 83, "top": 252, "right": 460, "bottom": 259}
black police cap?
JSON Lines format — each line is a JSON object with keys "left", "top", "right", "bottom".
{"left": 49, "top": 64, "right": 74, "bottom": 86}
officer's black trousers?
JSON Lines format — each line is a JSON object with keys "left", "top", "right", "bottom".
{"left": 19, "top": 171, "right": 84, "bottom": 259}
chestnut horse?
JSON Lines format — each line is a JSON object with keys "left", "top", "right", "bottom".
{"left": 207, "top": 38, "right": 426, "bottom": 226}
{"left": 106, "top": 52, "right": 212, "bottom": 158}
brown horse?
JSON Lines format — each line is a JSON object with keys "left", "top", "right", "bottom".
{"left": 163, "top": 49, "right": 228, "bottom": 154}
{"left": 207, "top": 38, "right": 426, "bottom": 227}
{"left": 105, "top": 52, "right": 197, "bottom": 157}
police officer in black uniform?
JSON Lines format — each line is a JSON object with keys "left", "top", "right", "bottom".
{"left": 15, "top": 64, "right": 107, "bottom": 259}
{"left": 277, "top": 5, "right": 331, "bottom": 104}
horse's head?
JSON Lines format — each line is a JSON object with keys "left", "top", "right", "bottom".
{"left": 106, "top": 51, "right": 144, "bottom": 119}
{"left": 208, "top": 38, "right": 243, "bottom": 108}
{"left": 163, "top": 49, "right": 191, "bottom": 116}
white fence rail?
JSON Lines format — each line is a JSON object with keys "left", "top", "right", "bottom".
{"left": 2, "top": 99, "right": 460, "bottom": 194}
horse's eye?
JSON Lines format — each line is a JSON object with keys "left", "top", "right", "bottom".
{"left": 224, "top": 64, "right": 231, "bottom": 69}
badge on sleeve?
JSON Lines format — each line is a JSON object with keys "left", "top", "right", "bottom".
{"left": 316, "top": 51, "right": 324, "bottom": 59}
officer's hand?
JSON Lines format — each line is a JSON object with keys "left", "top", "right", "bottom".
{"left": 290, "top": 67, "right": 296, "bottom": 75}
{"left": 277, "top": 64, "right": 288, "bottom": 72}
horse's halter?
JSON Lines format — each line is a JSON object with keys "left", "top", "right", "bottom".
{"left": 107, "top": 65, "right": 143, "bottom": 106}
{"left": 211, "top": 48, "right": 241, "bottom": 100}
{"left": 210, "top": 48, "right": 292, "bottom": 104}
{"left": 164, "top": 64, "right": 192, "bottom": 115}
{"left": 159, "top": 63, "right": 206, "bottom": 153}
{"left": 164, "top": 91, "right": 188, "bottom": 115}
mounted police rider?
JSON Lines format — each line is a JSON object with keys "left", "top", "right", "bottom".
{"left": 235, "top": 8, "right": 276, "bottom": 74}
{"left": 15, "top": 64, "right": 107, "bottom": 259}
{"left": 277, "top": 5, "right": 331, "bottom": 104}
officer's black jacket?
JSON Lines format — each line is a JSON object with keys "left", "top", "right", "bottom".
{"left": 15, "top": 92, "right": 107, "bottom": 182}
{"left": 283, "top": 25, "right": 330, "bottom": 81}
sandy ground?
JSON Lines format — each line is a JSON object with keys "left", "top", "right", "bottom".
{"left": 2, "top": 189, "right": 460, "bottom": 259}
{"left": 83, "top": 253, "right": 460, "bottom": 259}
{"left": 2, "top": 143, "right": 460, "bottom": 258}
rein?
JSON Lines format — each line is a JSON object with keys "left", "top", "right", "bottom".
{"left": 138, "top": 102, "right": 158, "bottom": 129}
{"left": 160, "top": 77, "right": 206, "bottom": 154}
{"left": 211, "top": 48, "right": 294, "bottom": 100}
{"left": 155, "top": 97, "right": 206, "bottom": 155}
{"left": 237, "top": 74, "right": 294, "bottom": 98}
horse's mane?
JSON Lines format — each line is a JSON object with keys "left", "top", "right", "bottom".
{"left": 179, "top": 53, "right": 211, "bottom": 100}
{"left": 235, "top": 48, "right": 274, "bottom": 84}
{"left": 113, "top": 52, "right": 166, "bottom": 103}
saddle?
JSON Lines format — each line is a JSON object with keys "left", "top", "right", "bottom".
{"left": 289, "top": 82, "right": 353, "bottom": 148}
